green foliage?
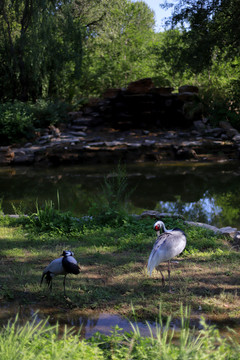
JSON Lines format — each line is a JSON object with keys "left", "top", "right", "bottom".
{"left": 184, "top": 225, "right": 221, "bottom": 254}
{"left": 1, "top": 0, "right": 240, "bottom": 138}
{"left": 199, "top": 78, "right": 240, "bottom": 130}
{"left": 97, "top": 311, "right": 235, "bottom": 360}
{"left": 0, "top": 198, "right": 3, "bottom": 216}
{"left": 79, "top": 0, "right": 156, "bottom": 96}
{"left": 163, "top": 0, "right": 240, "bottom": 66}
{"left": 0, "top": 0, "right": 83, "bottom": 101}
{"left": 0, "top": 99, "right": 72, "bottom": 144}
{"left": 0, "top": 102, "right": 35, "bottom": 144}
{"left": 214, "top": 190, "right": 240, "bottom": 227}
{"left": 0, "top": 310, "right": 238, "bottom": 360}
{"left": 0, "top": 315, "right": 104, "bottom": 360}
{"left": 151, "top": 30, "right": 191, "bottom": 85}
{"left": 28, "top": 200, "right": 84, "bottom": 234}
{"left": 88, "top": 165, "right": 135, "bottom": 227}
{"left": 30, "top": 99, "right": 72, "bottom": 128}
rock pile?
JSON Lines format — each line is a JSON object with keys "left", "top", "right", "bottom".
{"left": 1, "top": 78, "right": 240, "bottom": 165}
{"left": 68, "top": 79, "right": 200, "bottom": 131}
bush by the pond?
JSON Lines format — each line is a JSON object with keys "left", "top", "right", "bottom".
{"left": 0, "top": 101, "right": 35, "bottom": 144}
{"left": 0, "top": 100, "right": 71, "bottom": 145}
{"left": 88, "top": 164, "right": 136, "bottom": 227}
{"left": 26, "top": 200, "right": 85, "bottom": 234}
{"left": 0, "top": 311, "right": 239, "bottom": 360}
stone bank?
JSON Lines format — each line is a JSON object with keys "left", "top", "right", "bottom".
{"left": 1, "top": 79, "right": 240, "bottom": 166}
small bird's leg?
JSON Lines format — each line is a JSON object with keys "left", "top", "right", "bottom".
{"left": 40, "top": 274, "right": 44, "bottom": 286}
{"left": 63, "top": 275, "right": 67, "bottom": 296}
{"left": 50, "top": 278, "right": 53, "bottom": 292}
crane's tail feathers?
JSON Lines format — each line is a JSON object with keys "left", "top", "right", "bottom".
{"left": 147, "top": 255, "right": 155, "bottom": 276}
{"left": 147, "top": 250, "right": 161, "bottom": 276}
{"left": 45, "top": 272, "right": 52, "bottom": 287}
{"left": 147, "top": 264, "right": 154, "bottom": 276}
{"left": 40, "top": 271, "right": 52, "bottom": 287}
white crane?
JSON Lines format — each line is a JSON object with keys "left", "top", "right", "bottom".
{"left": 147, "top": 220, "right": 187, "bottom": 291}
{"left": 40, "top": 250, "right": 80, "bottom": 295}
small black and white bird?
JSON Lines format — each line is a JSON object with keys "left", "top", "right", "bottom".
{"left": 40, "top": 250, "right": 80, "bottom": 295}
{"left": 147, "top": 220, "right": 187, "bottom": 290}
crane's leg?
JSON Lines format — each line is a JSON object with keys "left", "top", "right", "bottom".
{"left": 168, "top": 260, "right": 171, "bottom": 292}
{"left": 159, "top": 269, "right": 165, "bottom": 286}
{"left": 63, "top": 275, "right": 67, "bottom": 296}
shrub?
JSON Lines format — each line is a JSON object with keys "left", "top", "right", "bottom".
{"left": 0, "top": 101, "right": 35, "bottom": 144}
{"left": 199, "top": 81, "right": 240, "bottom": 130}
{"left": 28, "top": 200, "right": 84, "bottom": 234}
{"left": 30, "top": 99, "right": 72, "bottom": 128}
{"left": 0, "top": 99, "right": 72, "bottom": 145}
{"left": 88, "top": 165, "right": 135, "bottom": 227}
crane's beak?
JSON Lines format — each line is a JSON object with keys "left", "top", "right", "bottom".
{"left": 154, "top": 224, "right": 161, "bottom": 237}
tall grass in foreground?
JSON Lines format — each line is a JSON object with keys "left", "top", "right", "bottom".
{"left": 0, "top": 310, "right": 239, "bottom": 360}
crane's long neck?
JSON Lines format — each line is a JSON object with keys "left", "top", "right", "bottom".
{"left": 162, "top": 223, "right": 168, "bottom": 232}
{"left": 157, "top": 222, "right": 171, "bottom": 236}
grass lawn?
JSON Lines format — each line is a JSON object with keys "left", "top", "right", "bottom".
{"left": 0, "top": 214, "right": 239, "bottom": 328}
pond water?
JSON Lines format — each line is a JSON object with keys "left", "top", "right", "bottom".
{"left": 1, "top": 161, "right": 240, "bottom": 229}
{"left": 0, "top": 304, "right": 215, "bottom": 340}
{"left": 1, "top": 305, "right": 159, "bottom": 338}
{"left": 1, "top": 304, "right": 240, "bottom": 341}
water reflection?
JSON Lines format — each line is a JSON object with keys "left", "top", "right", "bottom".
{"left": 1, "top": 162, "right": 240, "bottom": 228}
{"left": 156, "top": 191, "right": 222, "bottom": 224}
{"left": 0, "top": 304, "right": 158, "bottom": 338}
{"left": 1, "top": 304, "right": 206, "bottom": 339}
{"left": 3, "top": 304, "right": 240, "bottom": 341}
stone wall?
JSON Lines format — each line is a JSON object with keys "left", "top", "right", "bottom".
{"left": 70, "top": 78, "right": 200, "bottom": 131}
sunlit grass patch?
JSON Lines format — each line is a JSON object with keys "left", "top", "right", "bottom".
{"left": 202, "top": 289, "right": 240, "bottom": 316}
{"left": 0, "top": 225, "right": 24, "bottom": 241}
{"left": 2, "top": 247, "right": 26, "bottom": 257}
{"left": 184, "top": 225, "right": 223, "bottom": 253}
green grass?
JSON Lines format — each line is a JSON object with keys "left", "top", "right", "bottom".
{"left": 0, "top": 213, "right": 240, "bottom": 325}
{"left": 1, "top": 211, "right": 240, "bottom": 359}
{"left": 0, "top": 309, "right": 239, "bottom": 360}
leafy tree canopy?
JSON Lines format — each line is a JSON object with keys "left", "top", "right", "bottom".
{"left": 161, "top": 0, "right": 240, "bottom": 70}
{"left": 0, "top": 0, "right": 109, "bottom": 101}
{"left": 79, "top": 0, "right": 156, "bottom": 95}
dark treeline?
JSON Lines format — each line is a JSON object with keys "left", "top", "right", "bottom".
{"left": 0, "top": 0, "right": 240, "bottom": 144}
